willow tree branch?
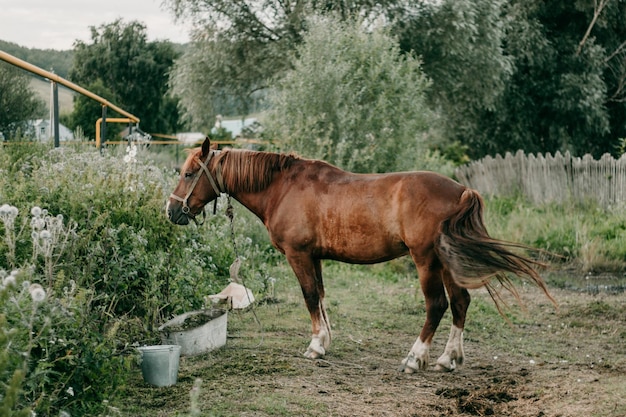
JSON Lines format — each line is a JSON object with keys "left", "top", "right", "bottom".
{"left": 576, "top": 0, "right": 610, "bottom": 56}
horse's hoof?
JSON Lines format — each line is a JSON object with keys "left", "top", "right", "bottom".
{"left": 399, "top": 355, "right": 425, "bottom": 373}
{"left": 434, "top": 361, "right": 455, "bottom": 372}
{"left": 304, "top": 346, "right": 324, "bottom": 359}
{"left": 436, "top": 353, "right": 461, "bottom": 372}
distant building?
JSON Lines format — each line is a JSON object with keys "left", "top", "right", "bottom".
{"left": 28, "top": 119, "right": 74, "bottom": 142}
{"left": 212, "top": 118, "right": 261, "bottom": 138}
{"left": 175, "top": 117, "right": 262, "bottom": 146}
{"left": 176, "top": 132, "right": 206, "bottom": 145}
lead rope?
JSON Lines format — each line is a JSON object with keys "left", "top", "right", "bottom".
{"left": 225, "top": 196, "right": 264, "bottom": 347}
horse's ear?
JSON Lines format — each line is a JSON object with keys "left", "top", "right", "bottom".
{"left": 201, "top": 136, "right": 212, "bottom": 157}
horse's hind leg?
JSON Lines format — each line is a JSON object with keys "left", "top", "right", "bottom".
{"left": 435, "top": 269, "right": 471, "bottom": 371}
{"left": 286, "top": 253, "right": 331, "bottom": 359}
{"left": 400, "top": 255, "right": 448, "bottom": 373}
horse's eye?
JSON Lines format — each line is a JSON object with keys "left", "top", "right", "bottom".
{"left": 184, "top": 171, "right": 194, "bottom": 178}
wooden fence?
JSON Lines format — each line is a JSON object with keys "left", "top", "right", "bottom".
{"left": 454, "top": 150, "right": 626, "bottom": 207}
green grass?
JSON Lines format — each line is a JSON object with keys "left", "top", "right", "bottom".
{"left": 30, "top": 76, "right": 75, "bottom": 115}
{"left": 484, "top": 196, "right": 626, "bottom": 272}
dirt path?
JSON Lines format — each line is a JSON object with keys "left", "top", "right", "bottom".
{"left": 123, "top": 267, "right": 626, "bottom": 417}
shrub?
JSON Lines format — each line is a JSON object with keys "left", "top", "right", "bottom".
{"left": 264, "top": 14, "right": 453, "bottom": 175}
{"left": 0, "top": 143, "right": 278, "bottom": 415}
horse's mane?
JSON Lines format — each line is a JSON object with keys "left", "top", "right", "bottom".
{"left": 214, "top": 149, "right": 301, "bottom": 193}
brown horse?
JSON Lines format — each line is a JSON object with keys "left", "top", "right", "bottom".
{"left": 166, "top": 138, "right": 554, "bottom": 372}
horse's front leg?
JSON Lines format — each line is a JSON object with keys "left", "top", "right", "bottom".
{"left": 286, "top": 253, "right": 331, "bottom": 359}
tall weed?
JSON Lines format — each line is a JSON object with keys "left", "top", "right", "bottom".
{"left": 484, "top": 195, "right": 626, "bottom": 272}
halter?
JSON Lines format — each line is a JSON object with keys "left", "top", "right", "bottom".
{"left": 169, "top": 150, "right": 226, "bottom": 225}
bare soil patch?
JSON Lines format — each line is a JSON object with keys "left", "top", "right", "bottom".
{"left": 121, "top": 266, "right": 626, "bottom": 417}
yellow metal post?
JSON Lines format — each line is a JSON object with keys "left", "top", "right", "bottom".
{"left": 95, "top": 117, "right": 135, "bottom": 148}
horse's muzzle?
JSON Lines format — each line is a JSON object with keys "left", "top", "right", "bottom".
{"left": 165, "top": 200, "right": 190, "bottom": 225}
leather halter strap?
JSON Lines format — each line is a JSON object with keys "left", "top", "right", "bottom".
{"left": 169, "top": 150, "right": 225, "bottom": 223}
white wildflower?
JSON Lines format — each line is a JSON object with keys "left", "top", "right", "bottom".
{"left": 40, "top": 230, "right": 52, "bottom": 240}
{"left": 124, "top": 145, "right": 138, "bottom": 164}
{"left": 31, "top": 206, "right": 42, "bottom": 217}
{"left": 66, "top": 386, "right": 74, "bottom": 397}
{"left": 31, "top": 217, "right": 45, "bottom": 231}
{"left": 2, "top": 274, "right": 16, "bottom": 287}
{"left": 0, "top": 204, "right": 18, "bottom": 226}
{"left": 29, "top": 283, "right": 46, "bottom": 303}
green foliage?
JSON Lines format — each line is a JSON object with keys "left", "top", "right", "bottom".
{"left": 394, "top": 0, "right": 626, "bottom": 159}
{"left": 0, "top": 62, "right": 47, "bottom": 137}
{"left": 0, "top": 40, "right": 74, "bottom": 78}
{"left": 484, "top": 196, "right": 626, "bottom": 272}
{"left": 69, "top": 19, "right": 181, "bottom": 135}
{"left": 169, "top": 31, "right": 279, "bottom": 130}
{"left": 396, "top": 0, "right": 512, "bottom": 114}
{"left": 166, "top": 0, "right": 399, "bottom": 128}
{"left": 0, "top": 142, "right": 278, "bottom": 415}
{"left": 0, "top": 268, "right": 134, "bottom": 416}
{"left": 66, "top": 79, "right": 122, "bottom": 139}
{"left": 265, "top": 15, "right": 449, "bottom": 174}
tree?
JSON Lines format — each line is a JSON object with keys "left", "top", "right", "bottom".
{"left": 165, "top": 0, "right": 401, "bottom": 129}
{"left": 394, "top": 0, "right": 626, "bottom": 158}
{"left": 0, "top": 40, "right": 74, "bottom": 78}
{"left": 264, "top": 15, "right": 447, "bottom": 174}
{"left": 66, "top": 80, "right": 120, "bottom": 140}
{"left": 393, "top": 0, "right": 516, "bottom": 158}
{"left": 0, "top": 62, "right": 46, "bottom": 138}
{"left": 169, "top": 26, "right": 283, "bottom": 130}
{"left": 69, "top": 19, "right": 181, "bottom": 136}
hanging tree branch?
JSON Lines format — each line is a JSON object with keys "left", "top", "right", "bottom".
{"left": 576, "top": 0, "right": 611, "bottom": 56}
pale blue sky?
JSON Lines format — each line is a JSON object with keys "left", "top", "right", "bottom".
{"left": 0, "top": 0, "right": 190, "bottom": 50}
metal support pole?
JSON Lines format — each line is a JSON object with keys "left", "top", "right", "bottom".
{"left": 52, "top": 81, "right": 60, "bottom": 148}
{"left": 101, "top": 105, "right": 107, "bottom": 149}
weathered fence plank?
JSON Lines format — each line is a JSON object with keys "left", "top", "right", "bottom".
{"left": 455, "top": 151, "right": 626, "bottom": 207}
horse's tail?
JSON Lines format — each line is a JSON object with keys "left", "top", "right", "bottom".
{"left": 435, "top": 188, "right": 556, "bottom": 310}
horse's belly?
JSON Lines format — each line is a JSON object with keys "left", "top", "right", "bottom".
{"left": 320, "top": 226, "right": 408, "bottom": 263}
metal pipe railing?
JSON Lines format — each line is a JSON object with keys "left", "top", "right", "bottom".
{"left": 0, "top": 50, "right": 140, "bottom": 123}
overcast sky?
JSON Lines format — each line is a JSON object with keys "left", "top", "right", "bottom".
{"left": 0, "top": 0, "right": 190, "bottom": 50}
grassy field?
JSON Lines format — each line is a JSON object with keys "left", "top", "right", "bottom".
{"left": 30, "top": 76, "right": 75, "bottom": 114}
{"left": 118, "top": 262, "right": 626, "bottom": 417}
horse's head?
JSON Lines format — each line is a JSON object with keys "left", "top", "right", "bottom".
{"left": 166, "top": 137, "right": 221, "bottom": 225}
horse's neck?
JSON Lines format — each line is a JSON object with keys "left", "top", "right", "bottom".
{"left": 230, "top": 190, "right": 270, "bottom": 223}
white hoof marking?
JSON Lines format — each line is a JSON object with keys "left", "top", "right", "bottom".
{"left": 400, "top": 337, "right": 430, "bottom": 373}
{"left": 436, "top": 325, "right": 464, "bottom": 371}
{"left": 303, "top": 329, "right": 329, "bottom": 359}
